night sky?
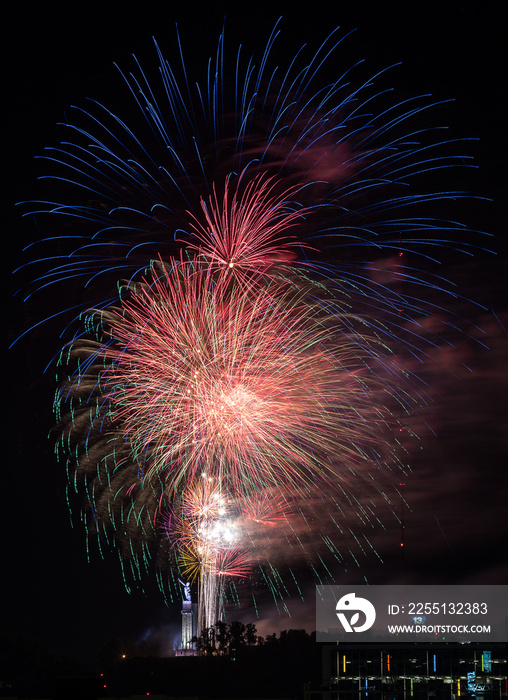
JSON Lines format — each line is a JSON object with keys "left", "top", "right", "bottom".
{"left": 4, "top": 2, "right": 507, "bottom": 664}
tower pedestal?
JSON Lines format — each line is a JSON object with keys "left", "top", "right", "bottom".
{"left": 176, "top": 600, "right": 198, "bottom": 656}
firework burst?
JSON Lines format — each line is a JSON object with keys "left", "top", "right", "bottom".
{"left": 184, "top": 171, "right": 316, "bottom": 284}
{"left": 17, "top": 19, "right": 488, "bottom": 631}
{"left": 96, "top": 260, "right": 399, "bottom": 495}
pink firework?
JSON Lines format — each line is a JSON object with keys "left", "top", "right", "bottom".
{"left": 241, "top": 490, "right": 292, "bottom": 527}
{"left": 184, "top": 171, "right": 315, "bottom": 284}
{"left": 100, "top": 258, "right": 394, "bottom": 505}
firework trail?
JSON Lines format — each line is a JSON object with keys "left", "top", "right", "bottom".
{"left": 17, "top": 21, "right": 488, "bottom": 629}
{"left": 166, "top": 476, "right": 251, "bottom": 632}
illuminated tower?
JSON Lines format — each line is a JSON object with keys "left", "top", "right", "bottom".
{"left": 181, "top": 599, "right": 196, "bottom": 651}
{"left": 177, "top": 579, "right": 197, "bottom": 656}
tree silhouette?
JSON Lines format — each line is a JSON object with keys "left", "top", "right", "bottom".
{"left": 193, "top": 620, "right": 254, "bottom": 656}
{"left": 215, "top": 620, "right": 231, "bottom": 655}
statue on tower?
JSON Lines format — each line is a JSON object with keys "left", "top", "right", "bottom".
{"left": 178, "top": 578, "right": 192, "bottom": 603}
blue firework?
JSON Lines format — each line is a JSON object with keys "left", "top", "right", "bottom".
{"left": 17, "top": 20, "right": 487, "bottom": 346}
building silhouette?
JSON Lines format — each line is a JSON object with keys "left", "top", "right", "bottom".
{"left": 175, "top": 582, "right": 198, "bottom": 657}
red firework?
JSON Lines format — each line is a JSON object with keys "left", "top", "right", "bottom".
{"left": 99, "top": 258, "right": 389, "bottom": 504}
{"left": 184, "top": 171, "right": 315, "bottom": 284}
